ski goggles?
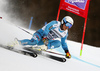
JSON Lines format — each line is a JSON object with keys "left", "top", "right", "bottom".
{"left": 63, "top": 18, "right": 72, "bottom": 28}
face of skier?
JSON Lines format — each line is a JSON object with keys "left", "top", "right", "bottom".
{"left": 62, "top": 24, "right": 69, "bottom": 31}
{"left": 62, "top": 19, "right": 72, "bottom": 31}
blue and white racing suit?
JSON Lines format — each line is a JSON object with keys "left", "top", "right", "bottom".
{"left": 20, "top": 21, "right": 69, "bottom": 53}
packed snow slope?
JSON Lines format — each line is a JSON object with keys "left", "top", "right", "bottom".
{"left": 0, "top": 19, "right": 100, "bottom": 71}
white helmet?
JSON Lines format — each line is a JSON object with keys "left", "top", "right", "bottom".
{"left": 61, "top": 16, "right": 74, "bottom": 26}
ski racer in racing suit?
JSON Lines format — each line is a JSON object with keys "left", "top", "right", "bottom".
{"left": 20, "top": 16, "right": 74, "bottom": 58}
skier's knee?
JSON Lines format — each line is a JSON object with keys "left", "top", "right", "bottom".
{"left": 48, "top": 40, "right": 61, "bottom": 49}
{"left": 54, "top": 40, "right": 61, "bottom": 48}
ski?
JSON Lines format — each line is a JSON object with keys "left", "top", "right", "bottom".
{"left": 21, "top": 51, "right": 37, "bottom": 58}
{"left": 48, "top": 55, "right": 66, "bottom": 62}
{"left": 0, "top": 44, "right": 37, "bottom": 58}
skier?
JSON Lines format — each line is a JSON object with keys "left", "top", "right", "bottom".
{"left": 19, "top": 16, "right": 74, "bottom": 58}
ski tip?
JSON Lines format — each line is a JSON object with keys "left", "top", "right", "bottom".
{"left": 48, "top": 55, "right": 66, "bottom": 62}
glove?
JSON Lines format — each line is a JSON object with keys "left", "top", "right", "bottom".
{"left": 66, "top": 52, "right": 71, "bottom": 59}
{"left": 43, "top": 37, "right": 49, "bottom": 46}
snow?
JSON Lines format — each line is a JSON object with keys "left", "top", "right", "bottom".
{"left": 0, "top": 0, "right": 100, "bottom": 70}
{"left": 0, "top": 18, "right": 100, "bottom": 71}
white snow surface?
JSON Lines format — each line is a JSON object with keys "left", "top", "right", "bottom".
{"left": 0, "top": 18, "right": 100, "bottom": 71}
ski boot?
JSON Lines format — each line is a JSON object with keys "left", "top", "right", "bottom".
{"left": 8, "top": 38, "right": 21, "bottom": 48}
{"left": 37, "top": 45, "right": 48, "bottom": 51}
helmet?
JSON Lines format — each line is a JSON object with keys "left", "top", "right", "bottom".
{"left": 61, "top": 16, "right": 74, "bottom": 28}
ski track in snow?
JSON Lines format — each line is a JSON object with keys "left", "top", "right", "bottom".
{"left": 72, "top": 55, "right": 100, "bottom": 68}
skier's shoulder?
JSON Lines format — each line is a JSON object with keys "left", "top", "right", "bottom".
{"left": 47, "top": 20, "right": 60, "bottom": 27}
{"left": 49, "top": 20, "right": 60, "bottom": 25}
{"left": 42, "top": 20, "right": 60, "bottom": 30}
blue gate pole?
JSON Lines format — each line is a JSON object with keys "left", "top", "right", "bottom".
{"left": 29, "top": 17, "right": 33, "bottom": 29}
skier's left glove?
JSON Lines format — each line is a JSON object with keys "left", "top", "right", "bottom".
{"left": 66, "top": 52, "right": 71, "bottom": 59}
{"left": 65, "top": 50, "right": 71, "bottom": 59}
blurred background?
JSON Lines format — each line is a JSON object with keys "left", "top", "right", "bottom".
{"left": 0, "top": 0, "right": 100, "bottom": 47}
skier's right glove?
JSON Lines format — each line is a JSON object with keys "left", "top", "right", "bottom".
{"left": 43, "top": 37, "right": 48, "bottom": 46}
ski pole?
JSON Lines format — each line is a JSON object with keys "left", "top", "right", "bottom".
{"left": 17, "top": 26, "right": 33, "bottom": 35}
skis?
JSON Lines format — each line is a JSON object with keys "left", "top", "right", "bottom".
{"left": 24, "top": 46, "right": 66, "bottom": 62}
{"left": 0, "top": 44, "right": 66, "bottom": 62}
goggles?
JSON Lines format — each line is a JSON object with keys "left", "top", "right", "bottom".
{"left": 63, "top": 18, "right": 72, "bottom": 28}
